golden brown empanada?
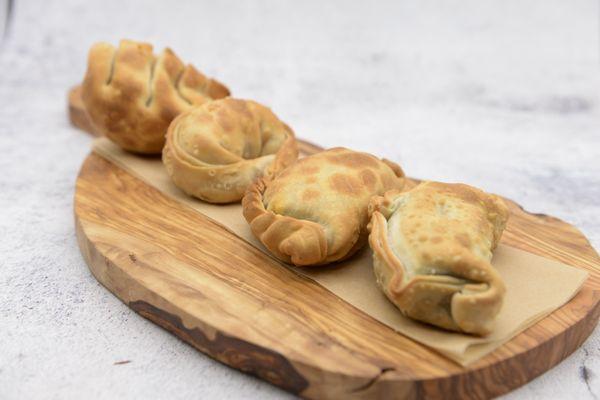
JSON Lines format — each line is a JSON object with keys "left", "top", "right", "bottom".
{"left": 368, "top": 182, "right": 509, "bottom": 335}
{"left": 163, "top": 98, "right": 298, "bottom": 203}
{"left": 243, "top": 148, "right": 405, "bottom": 266}
{"left": 82, "top": 39, "right": 230, "bottom": 154}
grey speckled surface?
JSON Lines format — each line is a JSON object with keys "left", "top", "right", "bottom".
{"left": 0, "top": 0, "right": 598, "bottom": 398}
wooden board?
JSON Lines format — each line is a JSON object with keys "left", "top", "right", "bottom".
{"left": 70, "top": 86, "right": 600, "bottom": 399}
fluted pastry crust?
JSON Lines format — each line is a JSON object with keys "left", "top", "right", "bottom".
{"left": 368, "top": 182, "right": 509, "bottom": 335}
{"left": 163, "top": 98, "right": 298, "bottom": 203}
{"left": 82, "top": 39, "right": 230, "bottom": 154}
{"left": 243, "top": 148, "right": 405, "bottom": 266}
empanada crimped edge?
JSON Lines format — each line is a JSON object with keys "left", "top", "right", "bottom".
{"left": 243, "top": 176, "right": 381, "bottom": 266}
{"left": 163, "top": 103, "right": 299, "bottom": 204}
{"left": 243, "top": 151, "right": 405, "bottom": 267}
{"left": 367, "top": 184, "right": 509, "bottom": 335}
{"left": 82, "top": 39, "right": 230, "bottom": 154}
{"left": 243, "top": 176, "right": 330, "bottom": 266}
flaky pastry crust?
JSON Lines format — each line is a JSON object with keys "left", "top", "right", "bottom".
{"left": 82, "top": 39, "right": 230, "bottom": 154}
{"left": 163, "top": 98, "right": 298, "bottom": 203}
{"left": 243, "top": 148, "right": 405, "bottom": 266}
{"left": 368, "top": 182, "right": 509, "bottom": 335}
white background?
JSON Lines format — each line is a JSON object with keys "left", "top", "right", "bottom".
{"left": 0, "top": 0, "right": 598, "bottom": 398}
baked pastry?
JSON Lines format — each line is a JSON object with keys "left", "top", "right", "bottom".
{"left": 81, "top": 39, "right": 230, "bottom": 154}
{"left": 243, "top": 148, "right": 405, "bottom": 266}
{"left": 163, "top": 98, "right": 298, "bottom": 203}
{"left": 368, "top": 182, "right": 509, "bottom": 335}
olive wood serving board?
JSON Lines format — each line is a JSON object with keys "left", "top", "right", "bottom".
{"left": 69, "top": 86, "right": 600, "bottom": 399}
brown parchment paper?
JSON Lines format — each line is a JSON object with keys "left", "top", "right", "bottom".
{"left": 92, "top": 138, "right": 589, "bottom": 365}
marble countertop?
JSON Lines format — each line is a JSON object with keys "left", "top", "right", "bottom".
{"left": 1, "top": 0, "right": 598, "bottom": 398}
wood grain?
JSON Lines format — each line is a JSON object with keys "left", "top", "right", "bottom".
{"left": 70, "top": 86, "right": 600, "bottom": 399}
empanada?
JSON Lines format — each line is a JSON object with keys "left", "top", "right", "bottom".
{"left": 163, "top": 98, "right": 298, "bottom": 203}
{"left": 82, "top": 39, "right": 230, "bottom": 154}
{"left": 243, "top": 148, "right": 405, "bottom": 266}
{"left": 368, "top": 182, "right": 509, "bottom": 335}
